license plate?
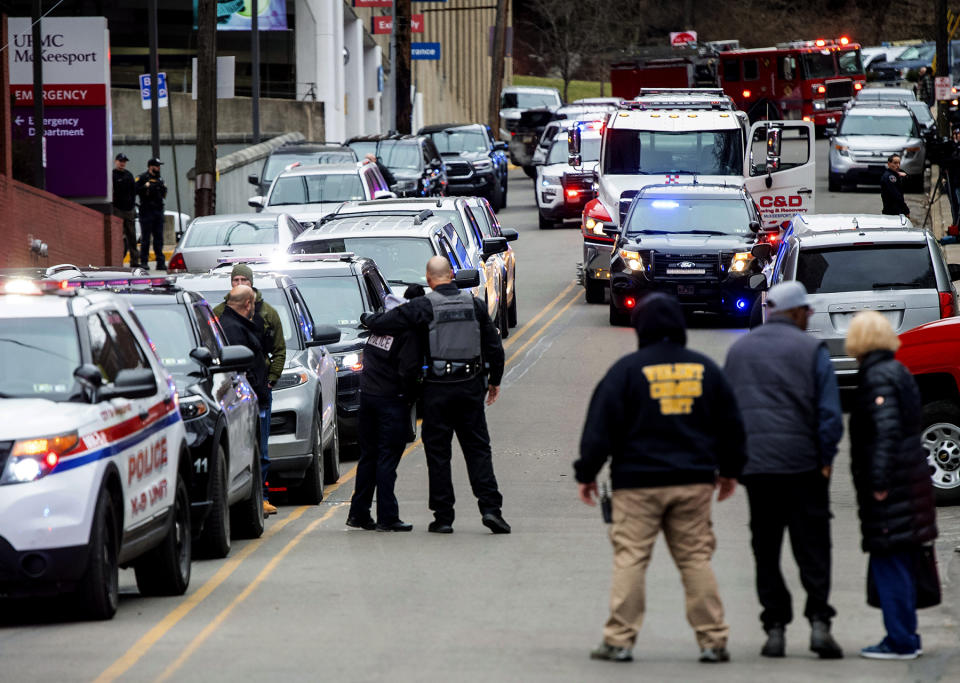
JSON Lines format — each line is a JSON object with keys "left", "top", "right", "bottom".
{"left": 667, "top": 268, "right": 706, "bottom": 276}
{"left": 678, "top": 285, "right": 695, "bottom": 296}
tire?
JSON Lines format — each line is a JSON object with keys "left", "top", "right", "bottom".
{"left": 920, "top": 401, "right": 960, "bottom": 505}
{"left": 322, "top": 417, "right": 341, "bottom": 485}
{"left": 499, "top": 290, "right": 509, "bottom": 338}
{"left": 609, "top": 300, "right": 630, "bottom": 326}
{"left": 134, "top": 474, "right": 191, "bottom": 597}
{"left": 296, "top": 416, "right": 325, "bottom": 505}
{"left": 538, "top": 212, "right": 554, "bottom": 230}
{"left": 828, "top": 170, "right": 841, "bottom": 193}
{"left": 488, "top": 179, "right": 504, "bottom": 212}
{"left": 507, "top": 281, "right": 518, "bottom": 328}
{"left": 77, "top": 488, "right": 119, "bottom": 620}
{"left": 196, "top": 446, "right": 230, "bottom": 559}
{"left": 500, "top": 176, "right": 508, "bottom": 209}
{"left": 585, "top": 278, "right": 605, "bottom": 304}
{"left": 231, "top": 440, "right": 265, "bottom": 539}
{"left": 523, "top": 165, "right": 536, "bottom": 179}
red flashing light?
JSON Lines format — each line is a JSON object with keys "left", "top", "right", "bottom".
{"left": 816, "top": 85, "right": 826, "bottom": 94}
{"left": 58, "top": 280, "right": 73, "bottom": 290}
{"left": 44, "top": 452, "right": 59, "bottom": 469}
{"left": 839, "top": 36, "right": 850, "bottom": 45}
{"left": 742, "top": 89, "right": 752, "bottom": 99}
{"left": 854, "top": 82, "right": 863, "bottom": 90}
{"left": 815, "top": 39, "right": 826, "bottom": 47}
{"left": 802, "top": 116, "right": 812, "bottom": 122}
{"left": 565, "top": 188, "right": 579, "bottom": 199}
{"left": 940, "top": 292, "right": 956, "bottom": 318}
{"left": 168, "top": 252, "right": 187, "bottom": 273}
{"left": 624, "top": 297, "right": 637, "bottom": 309}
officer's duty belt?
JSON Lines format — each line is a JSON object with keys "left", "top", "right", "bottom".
{"left": 427, "top": 359, "right": 481, "bottom": 379}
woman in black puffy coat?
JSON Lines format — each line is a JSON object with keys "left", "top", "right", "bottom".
{"left": 846, "top": 311, "right": 937, "bottom": 660}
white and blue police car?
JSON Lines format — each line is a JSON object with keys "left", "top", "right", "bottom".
{"left": 0, "top": 278, "right": 191, "bottom": 619}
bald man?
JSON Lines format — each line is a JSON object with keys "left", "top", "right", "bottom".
{"left": 361, "top": 256, "right": 508, "bottom": 534}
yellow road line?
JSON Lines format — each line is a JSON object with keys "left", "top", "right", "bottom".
{"left": 503, "top": 281, "right": 576, "bottom": 351}
{"left": 505, "top": 288, "right": 581, "bottom": 367}
{"left": 155, "top": 503, "right": 347, "bottom": 683}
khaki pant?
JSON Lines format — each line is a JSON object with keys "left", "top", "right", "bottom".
{"left": 603, "top": 484, "right": 728, "bottom": 650}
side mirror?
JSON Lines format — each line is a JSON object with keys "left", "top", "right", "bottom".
{"left": 493, "top": 141, "right": 508, "bottom": 151}
{"left": 74, "top": 364, "right": 103, "bottom": 398}
{"left": 248, "top": 196, "right": 265, "bottom": 209}
{"left": 949, "top": 263, "right": 960, "bottom": 282}
{"left": 481, "top": 236, "right": 508, "bottom": 258}
{"left": 99, "top": 368, "right": 158, "bottom": 401}
{"left": 454, "top": 268, "right": 480, "bottom": 289}
{"left": 766, "top": 126, "right": 782, "bottom": 158}
{"left": 749, "top": 273, "right": 769, "bottom": 291}
{"left": 248, "top": 174, "right": 260, "bottom": 186}
{"left": 751, "top": 242, "right": 774, "bottom": 261}
{"left": 307, "top": 324, "right": 342, "bottom": 347}
{"left": 216, "top": 345, "right": 255, "bottom": 371}
{"left": 749, "top": 221, "right": 761, "bottom": 233}
{"left": 567, "top": 125, "right": 582, "bottom": 160}
{"left": 374, "top": 189, "right": 397, "bottom": 200}
{"left": 189, "top": 347, "right": 214, "bottom": 367}
{"left": 501, "top": 228, "right": 519, "bottom": 242}
{"left": 430, "top": 158, "right": 443, "bottom": 169}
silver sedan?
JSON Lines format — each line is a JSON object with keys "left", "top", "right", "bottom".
{"left": 169, "top": 213, "right": 306, "bottom": 273}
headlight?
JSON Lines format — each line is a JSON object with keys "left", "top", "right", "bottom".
{"left": 903, "top": 146, "right": 921, "bottom": 158}
{"left": 730, "top": 252, "right": 753, "bottom": 273}
{"left": 540, "top": 175, "right": 560, "bottom": 188}
{"left": 834, "top": 144, "right": 849, "bottom": 157}
{"left": 179, "top": 396, "right": 209, "bottom": 421}
{"left": 394, "top": 180, "right": 417, "bottom": 191}
{"left": 472, "top": 159, "right": 493, "bottom": 172}
{"left": 335, "top": 351, "right": 363, "bottom": 372}
{"left": 1, "top": 431, "right": 78, "bottom": 484}
{"left": 812, "top": 100, "right": 826, "bottom": 111}
{"left": 585, "top": 217, "right": 606, "bottom": 235}
{"left": 274, "top": 370, "right": 309, "bottom": 390}
{"left": 620, "top": 249, "right": 643, "bottom": 272}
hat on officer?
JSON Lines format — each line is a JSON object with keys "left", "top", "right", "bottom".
{"left": 147, "top": 157, "right": 163, "bottom": 167}
{"left": 231, "top": 263, "right": 254, "bottom": 285}
{"left": 115, "top": 152, "right": 129, "bottom": 162}
{"left": 766, "top": 281, "right": 810, "bottom": 313}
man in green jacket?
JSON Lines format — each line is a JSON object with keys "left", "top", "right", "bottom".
{"left": 214, "top": 263, "right": 286, "bottom": 515}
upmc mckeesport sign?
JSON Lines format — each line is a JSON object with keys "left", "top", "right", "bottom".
{"left": 6, "top": 17, "right": 111, "bottom": 200}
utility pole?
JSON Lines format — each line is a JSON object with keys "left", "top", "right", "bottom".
{"left": 488, "top": 0, "right": 508, "bottom": 140}
{"left": 251, "top": 0, "right": 260, "bottom": 144}
{"left": 937, "top": 0, "right": 949, "bottom": 134}
{"left": 195, "top": 0, "right": 217, "bottom": 217}
{"left": 148, "top": 0, "right": 160, "bottom": 160}
{"left": 31, "top": 0, "right": 45, "bottom": 190}
{"left": 395, "top": 0, "right": 412, "bottom": 133}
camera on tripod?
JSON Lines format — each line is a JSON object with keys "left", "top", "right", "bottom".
{"left": 926, "top": 135, "right": 960, "bottom": 167}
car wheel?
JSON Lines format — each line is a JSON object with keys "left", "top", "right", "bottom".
{"left": 196, "top": 445, "right": 230, "bottom": 559}
{"left": 322, "top": 417, "right": 340, "bottom": 485}
{"left": 296, "top": 416, "right": 325, "bottom": 504}
{"left": 500, "top": 176, "right": 508, "bottom": 209}
{"left": 488, "top": 180, "right": 504, "bottom": 212}
{"left": 498, "top": 287, "right": 510, "bottom": 339}
{"left": 828, "top": 168, "right": 841, "bottom": 192}
{"left": 921, "top": 401, "right": 960, "bottom": 505}
{"left": 134, "top": 474, "right": 191, "bottom": 596}
{"left": 523, "top": 165, "right": 536, "bottom": 179}
{"left": 507, "top": 281, "right": 518, "bottom": 328}
{"left": 77, "top": 487, "right": 119, "bottom": 620}
{"left": 230, "top": 439, "right": 265, "bottom": 539}
{"left": 538, "top": 212, "right": 554, "bottom": 230}
{"left": 585, "top": 278, "right": 605, "bottom": 304}
{"left": 609, "top": 299, "right": 630, "bottom": 326}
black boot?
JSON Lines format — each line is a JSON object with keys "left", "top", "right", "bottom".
{"left": 761, "top": 624, "right": 786, "bottom": 658}
{"left": 810, "top": 620, "right": 843, "bottom": 659}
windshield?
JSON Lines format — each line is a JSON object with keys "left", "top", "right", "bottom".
{"left": 292, "top": 237, "right": 435, "bottom": 286}
{"left": 839, "top": 114, "right": 916, "bottom": 137}
{"left": 134, "top": 305, "right": 199, "bottom": 372}
{"left": 626, "top": 198, "right": 751, "bottom": 236}
{"left": 0, "top": 317, "right": 80, "bottom": 400}
{"left": 295, "top": 276, "right": 365, "bottom": 327}
{"left": 838, "top": 48, "right": 863, "bottom": 75}
{"left": 183, "top": 219, "right": 278, "bottom": 247}
{"left": 603, "top": 129, "right": 743, "bottom": 176}
{"left": 907, "top": 102, "right": 934, "bottom": 124}
{"left": 802, "top": 52, "right": 837, "bottom": 78}
{"left": 430, "top": 129, "right": 489, "bottom": 154}
{"left": 796, "top": 245, "right": 935, "bottom": 294}
{"left": 500, "top": 92, "right": 560, "bottom": 109}
{"left": 268, "top": 174, "right": 365, "bottom": 206}
{"left": 377, "top": 141, "right": 422, "bottom": 170}
{"left": 549, "top": 137, "right": 600, "bottom": 164}
{"left": 263, "top": 153, "right": 353, "bottom": 183}
{"left": 347, "top": 141, "right": 378, "bottom": 159}
{"left": 898, "top": 45, "right": 936, "bottom": 61}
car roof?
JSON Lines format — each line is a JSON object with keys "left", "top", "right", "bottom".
{"left": 638, "top": 183, "right": 748, "bottom": 200}
{"left": 551, "top": 129, "right": 601, "bottom": 142}
{"left": 246, "top": 258, "right": 366, "bottom": 277}
{"left": 296, "top": 214, "right": 450, "bottom": 240}
{"left": 790, "top": 214, "right": 924, "bottom": 245}
{"left": 114, "top": 290, "right": 191, "bottom": 307}
{"left": 336, "top": 197, "right": 465, "bottom": 213}
{"left": 502, "top": 85, "right": 559, "bottom": 94}
{"left": 176, "top": 272, "right": 291, "bottom": 290}
{"left": 274, "top": 143, "right": 352, "bottom": 153}
{"left": 275, "top": 163, "right": 364, "bottom": 178}
{"left": 844, "top": 106, "right": 914, "bottom": 117}
{"left": 608, "top": 109, "right": 740, "bottom": 131}
{"left": 0, "top": 287, "right": 128, "bottom": 318}
{"left": 857, "top": 88, "right": 915, "bottom": 98}
{"left": 419, "top": 123, "right": 485, "bottom": 134}
{"left": 189, "top": 213, "right": 282, "bottom": 225}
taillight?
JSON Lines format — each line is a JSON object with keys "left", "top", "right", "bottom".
{"left": 168, "top": 252, "right": 187, "bottom": 273}
{"left": 940, "top": 292, "right": 956, "bottom": 318}
{"left": 581, "top": 199, "right": 614, "bottom": 243}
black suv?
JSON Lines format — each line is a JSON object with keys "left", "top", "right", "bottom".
{"left": 418, "top": 123, "right": 509, "bottom": 211}
{"left": 346, "top": 134, "right": 448, "bottom": 198}
{"left": 248, "top": 141, "right": 358, "bottom": 196}
{"left": 607, "top": 184, "right": 769, "bottom": 326}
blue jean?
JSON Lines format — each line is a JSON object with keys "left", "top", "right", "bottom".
{"left": 349, "top": 393, "right": 409, "bottom": 524}
{"left": 259, "top": 391, "right": 272, "bottom": 501}
{"left": 869, "top": 551, "right": 920, "bottom": 653}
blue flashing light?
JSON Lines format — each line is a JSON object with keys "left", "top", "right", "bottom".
{"left": 735, "top": 298, "right": 748, "bottom": 311}
{"left": 650, "top": 200, "right": 679, "bottom": 209}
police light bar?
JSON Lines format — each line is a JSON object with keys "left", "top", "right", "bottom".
{"left": 637, "top": 88, "right": 726, "bottom": 97}
{"left": 52, "top": 276, "right": 178, "bottom": 291}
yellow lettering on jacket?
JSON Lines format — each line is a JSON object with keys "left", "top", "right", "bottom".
{"left": 642, "top": 363, "right": 704, "bottom": 415}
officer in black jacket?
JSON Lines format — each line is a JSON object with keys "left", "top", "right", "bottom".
{"left": 136, "top": 157, "right": 168, "bottom": 269}
{"left": 346, "top": 286, "right": 425, "bottom": 532}
{"left": 880, "top": 155, "right": 910, "bottom": 217}
{"left": 218, "top": 286, "right": 269, "bottom": 406}
{"left": 112, "top": 153, "right": 139, "bottom": 267}
{"left": 361, "top": 256, "right": 508, "bottom": 535}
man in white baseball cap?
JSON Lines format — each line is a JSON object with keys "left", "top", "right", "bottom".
{"left": 723, "top": 280, "right": 844, "bottom": 660}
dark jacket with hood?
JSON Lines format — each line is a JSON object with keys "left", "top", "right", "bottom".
{"left": 214, "top": 288, "right": 286, "bottom": 385}
{"left": 219, "top": 305, "right": 271, "bottom": 405}
{"left": 574, "top": 294, "right": 747, "bottom": 489}
{"left": 849, "top": 350, "right": 937, "bottom": 552}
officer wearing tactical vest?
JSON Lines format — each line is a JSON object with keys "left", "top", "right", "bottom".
{"left": 361, "top": 256, "right": 509, "bottom": 534}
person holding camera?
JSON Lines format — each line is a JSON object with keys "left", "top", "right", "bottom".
{"left": 136, "top": 157, "right": 168, "bottom": 270}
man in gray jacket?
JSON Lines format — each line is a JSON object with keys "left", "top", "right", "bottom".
{"left": 724, "top": 281, "right": 844, "bottom": 660}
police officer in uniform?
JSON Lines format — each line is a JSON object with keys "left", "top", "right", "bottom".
{"left": 346, "top": 286, "right": 424, "bottom": 532}
{"left": 880, "top": 154, "right": 910, "bottom": 218}
{"left": 136, "top": 157, "right": 168, "bottom": 270}
{"left": 362, "top": 256, "right": 509, "bottom": 534}
{"left": 112, "top": 153, "right": 139, "bottom": 267}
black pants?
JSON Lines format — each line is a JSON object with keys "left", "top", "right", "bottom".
{"left": 744, "top": 471, "right": 836, "bottom": 629}
{"left": 349, "top": 393, "right": 409, "bottom": 524}
{"left": 421, "top": 378, "right": 502, "bottom": 524}
{"left": 139, "top": 212, "right": 165, "bottom": 268}
{"left": 113, "top": 207, "right": 139, "bottom": 266}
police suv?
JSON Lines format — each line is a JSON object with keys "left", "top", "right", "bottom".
{"left": 0, "top": 278, "right": 192, "bottom": 619}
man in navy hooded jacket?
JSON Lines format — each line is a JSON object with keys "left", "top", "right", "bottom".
{"left": 575, "top": 294, "right": 746, "bottom": 665}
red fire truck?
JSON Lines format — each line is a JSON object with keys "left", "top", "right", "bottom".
{"left": 612, "top": 38, "right": 867, "bottom": 132}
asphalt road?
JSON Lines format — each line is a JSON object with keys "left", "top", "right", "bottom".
{"left": 2, "top": 141, "right": 959, "bottom": 682}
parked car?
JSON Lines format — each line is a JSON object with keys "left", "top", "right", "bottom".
{"left": 531, "top": 118, "right": 605, "bottom": 168}
{"left": 536, "top": 128, "right": 601, "bottom": 230}
{"left": 346, "top": 134, "right": 447, "bottom": 198}
{"left": 176, "top": 272, "right": 342, "bottom": 502}
{"left": 868, "top": 42, "right": 936, "bottom": 84}
{"left": 852, "top": 87, "right": 917, "bottom": 104}
{"left": 418, "top": 123, "right": 509, "bottom": 210}
{"left": 167, "top": 213, "right": 306, "bottom": 274}
{"left": 248, "top": 161, "right": 392, "bottom": 225}
{"left": 499, "top": 85, "right": 563, "bottom": 174}
{"left": 248, "top": 141, "right": 358, "bottom": 196}
{"left": 752, "top": 213, "right": 956, "bottom": 388}
{"left": 463, "top": 195, "right": 519, "bottom": 329}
